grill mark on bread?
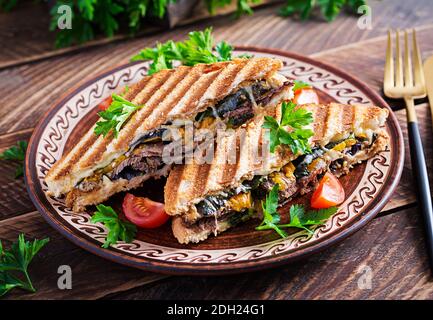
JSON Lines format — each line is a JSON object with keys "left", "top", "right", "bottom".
{"left": 140, "top": 64, "right": 207, "bottom": 131}
{"left": 115, "top": 67, "right": 190, "bottom": 150}
{"left": 311, "top": 104, "right": 328, "bottom": 142}
{"left": 53, "top": 130, "right": 99, "bottom": 179}
{"left": 123, "top": 76, "right": 150, "bottom": 101}
{"left": 169, "top": 67, "right": 225, "bottom": 117}
{"left": 45, "top": 58, "right": 283, "bottom": 197}
{"left": 322, "top": 104, "right": 333, "bottom": 143}
{"left": 81, "top": 131, "right": 115, "bottom": 167}
{"left": 220, "top": 134, "right": 241, "bottom": 185}
{"left": 113, "top": 70, "right": 174, "bottom": 151}
{"left": 193, "top": 163, "right": 213, "bottom": 202}
{"left": 164, "top": 164, "right": 185, "bottom": 213}
{"left": 199, "top": 60, "right": 249, "bottom": 106}
{"left": 165, "top": 103, "right": 389, "bottom": 216}
{"left": 342, "top": 104, "right": 354, "bottom": 132}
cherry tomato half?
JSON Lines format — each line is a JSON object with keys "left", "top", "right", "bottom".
{"left": 97, "top": 96, "right": 113, "bottom": 111}
{"left": 310, "top": 172, "right": 345, "bottom": 209}
{"left": 122, "top": 193, "right": 169, "bottom": 228}
{"left": 293, "top": 88, "right": 319, "bottom": 105}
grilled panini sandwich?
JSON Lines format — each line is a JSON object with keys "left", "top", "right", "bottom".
{"left": 45, "top": 57, "right": 294, "bottom": 212}
{"left": 164, "top": 103, "right": 389, "bottom": 244}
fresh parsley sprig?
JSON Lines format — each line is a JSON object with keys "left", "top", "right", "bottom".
{"left": 256, "top": 185, "right": 337, "bottom": 237}
{"left": 0, "top": 140, "right": 28, "bottom": 178}
{"left": 131, "top": 28, "right": 235, "bottom": 75}
{"left": 0, "top": 234, "right": 50, "bottom": 297}
{"left": 292, "top": 80, "right": 311, "bottom": 92}
{"left": 263, "top": 101, "right": 313, "bottom": 154}
{"left": 280, "top": 0, "right": 367, "bottom": 22}
{"left": 91, "top": 204, "right": 137, "bottom": 248}
{"left": 94, "top": 94, "right": 143, "bottom": 137}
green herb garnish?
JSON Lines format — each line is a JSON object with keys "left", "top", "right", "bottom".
{"left": 292, "top": 80, "right": 311, "bottom": 91}
{"left": 280, "top": 0, "right": 367, "bottom": 22}
{"left": 94, "top": 94, "right": 143, "bottom": 137}
{"left": 0, "top": 140, "right": 27, "bottom": 178}
{"left": 256, "top": 185, "right": 287, "bottom": 237}
{"left": 262, "top": 101, "right": 313, "bottom": 154}
{"left": 256, "top": 185, "right": 338, "bottom": 237}
{"left": 91, "top": 204, "right": 137, "bottom": 248}
{"left": 131, "top": 28, "right": 236, "bottom": 74}
{"left": 0, "top": 234, "right": 50, "bottom": 297}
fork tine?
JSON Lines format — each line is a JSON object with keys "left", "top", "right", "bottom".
{"left": 384, "top": 30, "right": 394, "bottom": 89}
{"left": 404, "top": 30, "right": 413, "bottom": 87}
{"left": 395, "top": 30, "right": 403, "bottom": 87}
{"left": 412, "top": 29, "right": 425, "bottom": 87}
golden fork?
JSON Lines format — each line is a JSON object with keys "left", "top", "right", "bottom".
{"left": 384, "top": 29, "right": 433, "bottom": 270}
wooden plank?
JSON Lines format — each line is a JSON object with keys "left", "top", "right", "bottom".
{"left": 312, "top": 24, "right": 433, "bottom": 109}
{"left": 107, "top": 205, "right": 433, "bottom": 300}
{"left": 1, "top": 0, "right": 433, "bottom": 69}
{"left": 0, "top": 128, "right": 35, "bottom": 219}
{"left": 0, "top": 211, "right": 166, "bottom": 300}
{"left": 384, "top": 104, "right": 433, "bottom": 211}
{"left": 1, "top": 2, "right": 433, "bottom": 134}
{"left": 0, "top": 1, "right": 281, "bottom": 70}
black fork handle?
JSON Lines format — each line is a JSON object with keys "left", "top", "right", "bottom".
{"left": 408, "top": 121, "right": 433, "bottom": 270}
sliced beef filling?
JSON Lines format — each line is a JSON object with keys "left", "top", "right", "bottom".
{"left": 196, "top": 80, "right": 291, "bottom": 127}
{"left": 111, "top": 143, "right": 165, "bottom": 180}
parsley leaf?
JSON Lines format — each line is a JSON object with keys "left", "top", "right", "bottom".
{"left": 0, "top": 140, "right": 28, "bottom": 178}
{"left": 0, "top": 234, "right": 50, "bottom": 297}
{"left": 0, "top": 0, "right": 18, "bottom": 12}
{"left": 280, "top": 0, "right": 367, "bottom": 22}
{"left": 205, "top": 0, "right": 231, "bottom": 15}
{"left": 235, "top": 0, "right": 259, "bottom": 18}
{"left": 256, "top": 185, "right": 287, "bottom": 238}
{"left": 277, "top": 205, "right": 338, "bottom": 234}
{"left": 256, "top": 186, "right": 338, "bottom": 238}
{"left": 94, "top": 94, "right": 143, "bottom": 137}
{"left": 91, "top": 204, "right": 137, "bottom": 248}
{"left": 131, "top": 28, "right": 239, "bottom": 74}
{"left": 215, "top": 41, "right": 233, "bottom": 61}
{"left": 263, "top": 101, "right": 313, "bottom": 154}
{"left": 292, "top": 80, "right": 311, "bottom": 91}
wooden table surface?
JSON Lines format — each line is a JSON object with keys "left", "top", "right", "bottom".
{"left": 1, "top": 0, "right": 433, "bottom": 300}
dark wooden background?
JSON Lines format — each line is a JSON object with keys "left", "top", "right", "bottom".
{"left": 1, "top": 0, "right": 433, "bottom": 299}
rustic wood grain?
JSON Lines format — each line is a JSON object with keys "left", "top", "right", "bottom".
{"left": 0, "top": 0, "right": 280, "bottom": 70}
{"left": 0, "top": 211, "right": 165, "bottom": 300}
{"left": 2, "top": 0, "right": 432, "bottom": 69}
{"left": 384, "top": 104, "right": 433, "bottom": 211}
{"left": 107, "top": 205, "right": 433, "bottom": 300}
{"left": 0, "top": 128, "right": 35, "bottom": 218}
{"left": 312, "top": 25, "right": 433, "bottom": 110}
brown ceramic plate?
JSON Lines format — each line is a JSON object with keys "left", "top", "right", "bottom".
{"left": 26, "top": 47, "right": 404, "bottom": 275}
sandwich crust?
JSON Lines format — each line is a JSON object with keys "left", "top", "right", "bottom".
{"left": 165, "top": 103, "right": 389, "bottom": 216}
{"left": 45, "top": 57, "right": 283, "bottom": 198}
{"left": 165, "top": 103, "right": 390, "bottom": 244}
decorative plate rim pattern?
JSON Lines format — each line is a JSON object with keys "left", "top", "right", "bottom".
{"left": 25, "top": 47, "right": 404, "bottom": 275}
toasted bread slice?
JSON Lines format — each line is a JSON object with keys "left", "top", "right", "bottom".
{"left": 63, "top": 84, "right": 293, "bottom": 212}
{"left": 165, "top": 103, "right": 390, "bottom": 244}
{"left": 45, "top": 58, "right": 283, "bottom": 199}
